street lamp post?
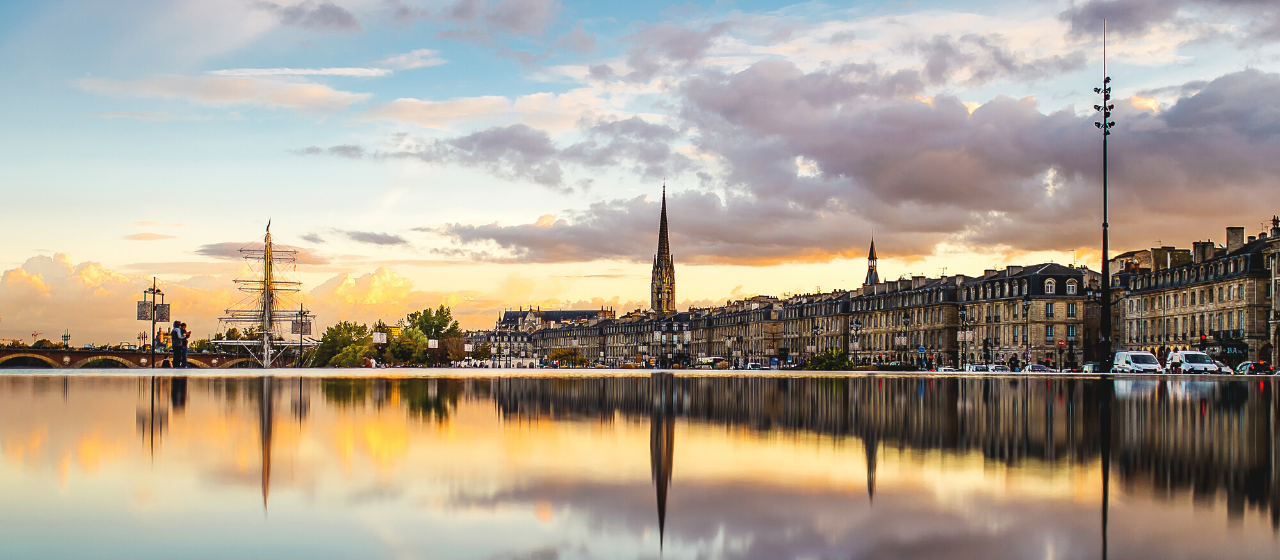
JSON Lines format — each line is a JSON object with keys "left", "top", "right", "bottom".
{"left": 143, "top": 278, "right": 164, "bottom": 369}
{"left": 1094, "top": 21, "right": 1116, "bottom": 372}
{"left": 1023, "top": 294, "right": 1032, "bottom": 369}
{"left": 958, "top": 306, "right": 969, "bottom": 369}
{"left": 851, "top": 318, "right": 863, "bottom": 365}
{"left": 901, "top": 312, "right": 911, "bottom": 365}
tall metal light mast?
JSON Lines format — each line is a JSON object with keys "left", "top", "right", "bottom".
{"left": 1094, "top": 20, "right": 1116, "bottom": 371}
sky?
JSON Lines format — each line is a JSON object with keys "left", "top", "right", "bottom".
{"left": 3, "top": 0, "right": 1280, "bottom": 343}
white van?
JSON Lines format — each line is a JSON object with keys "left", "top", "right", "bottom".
{"left": 1113, "top": 351, "right": 1162, "bottom": 373}
{"left": 1164, "top": 350, "right": 1217, "bottom": 374}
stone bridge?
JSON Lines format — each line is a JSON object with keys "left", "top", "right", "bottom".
{"left": 0, "top": 347, "right": 263, "bottom": 369}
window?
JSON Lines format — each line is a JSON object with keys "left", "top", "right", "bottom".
{"left": 1046, "top": 324, "right": 1055, "bottom": 338}
{"left": 1068, "top": 325, "right": 1077, "bottom": 339}
{"left": 1066, "top": 280, "right": 1077, "bottom": 295}
{"left": 1046, "top": 302, "right": 1055, "bottom": 318}
{"left": 1067, "top": 303, "right": 1077, "bottom": 318}
{"left": 1045, "top": 279, "right": 1056, "bottom": 295}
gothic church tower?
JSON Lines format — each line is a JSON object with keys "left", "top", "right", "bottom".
{"left": 864, "top": 238, "right": 879, "bottom": 286}
{"left": 651, "top": 185, "right": 676, "bottom": 313}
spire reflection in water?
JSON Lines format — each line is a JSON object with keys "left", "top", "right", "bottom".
{"left": 0, "top": 372, "right": 1277, "bottom": 560}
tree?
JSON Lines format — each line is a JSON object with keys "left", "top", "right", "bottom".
{"left": 189, "top": 339, "right": 213, "bottom": 353}
{"left": 224, "top": 328, "right": 242, "bottom": 341}
{"left": 329, "top": 339, "right": 378, "bottom": 367}
{"left": 405, "top": 305, "right": 463, "bottom": 340}
{"left": 32, "top": 339, "right": 57, "bottom": 349}
{"left": 472, "top": 342, "right": 492, "bottom": 361}
{"left": 549, "top": 348, "right": 588, "bottom": 367}
{"left": 314, "top": 321, "right": 371, "bottom": 367}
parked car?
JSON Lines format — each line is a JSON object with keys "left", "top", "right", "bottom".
{"left": 938, "top": 366, "right": 959, "bottom": 372}
{"left": 1024, "top": 364, "right": 1052, "bottom": 373}
{"left": 1113, "top": 351, "right": 1162, "bottom": 373}
{"left": 1214, "top": 360, "right": 1231, "bottom": 374}
{"left": 963, "top": 364, "right": 989, "bottom": 372}
{"left": 1235, "top": 361, "right": 1274, "bottom": 375}
{"left": 1081, "top": 362, "right": 1102, "bottom": 373}
{"left": 1164, "top": 350, "right": 1217, "bottom": 374}
{"left": 988, "top": 364, "right": 1011, "bottom": 372}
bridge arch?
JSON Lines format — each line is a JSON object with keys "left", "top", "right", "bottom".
{"left": 184, "top": 357, "right": 211, "bottom": 369}
{"left": 216, "top": 358, "right": 255, "bottom": 369}
{"left": 71, "top": 355, "right": 139, "bottom": 369}
{"left": 0, "top": 353, "right": 62, "bottom": 368}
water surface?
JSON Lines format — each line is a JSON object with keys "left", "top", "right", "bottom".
{"left": 2, "top": 370, "right": 1278, "bottom": 559}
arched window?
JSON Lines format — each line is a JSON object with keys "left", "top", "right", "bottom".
{"left": 1045, "top": 279, "right": 1057, "bottom": 295}
{"left": 1066, "top": 280, "right": 1077, "bottom": 295}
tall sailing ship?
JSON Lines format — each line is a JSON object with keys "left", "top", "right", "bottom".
{"left": 214, "top": 222, "right": 316, "bottom": 367}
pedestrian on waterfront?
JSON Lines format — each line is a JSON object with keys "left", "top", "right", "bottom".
{"left": 170, "top": 320, "right": 186, "bottom": 369}
{"left": 179, "top": 322, "right": 190, "bottom": 368}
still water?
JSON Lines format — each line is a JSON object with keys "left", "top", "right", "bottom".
{"left": 1, "top": 370, "right": 1278, "bottom": 559}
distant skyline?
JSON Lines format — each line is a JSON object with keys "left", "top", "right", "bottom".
{"left": 4, "top": 0, "right": 1280, "bottom": 342}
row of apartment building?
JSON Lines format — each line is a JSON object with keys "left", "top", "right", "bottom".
{"left": 469, "top": 220, "right": 1280, "bottom": 369}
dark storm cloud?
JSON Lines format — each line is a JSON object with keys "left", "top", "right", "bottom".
{"left": 437, "top": 65, "right": 1280, "bottom": 264}
{"left": 258, "top": 1, "right": 362, "bottom": 32}
{"left": 1059, "top": 0, "right": 1280, "bottom": 43}
{"left": 912, "top": 33, "right": 1087, "bottom": 86}
{"left": 341, "top": 230, "right": 408, "bottom": 246}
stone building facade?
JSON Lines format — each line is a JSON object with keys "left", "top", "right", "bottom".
{"left": 1117, "top": 225, "right": 1279, "bottom": 367}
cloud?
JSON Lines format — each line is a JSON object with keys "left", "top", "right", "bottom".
{"left": 123, "top": 233, "right": 176, "bottom": 241}
{"left": 376, "top": 49, "right": 448, "bottom": 70}
{"left": 910, "top": 33, "right": 1086, "bottom": 87}
{"left": 552, "top": 23, "right": 596, "bottom": 54}
{"left": 207, "top": 67, "right": 391, "bottom": 77}
{"left": 433, "top": 67, "right": 1280, "bottom": 264}
{"left": 621, "top": 21, "right": 732, "bottom": 82}
{"left": 78, "top": 75, "right": 370, "bottom": 113}
{"left": 385, "top": 124, "right": 567, "bottom": 191}
{"left": 131, "top": 221, "right": 184, "bottom": 227}
{"left": 85, "top": 111, "right": 203, "bottom": 121}
{"left": 1059, "top": 0, "right": 1280, "bottom": 43}
{"left": 365, "top": 96, "right": 511, "bottom": 128}
{"left": 195, "top": 241, "right": 330, "bottom": 265}
{"left": 258, "top": 1, "right": 362, "bottom": 33}
{"left": 0, "top": 254, "right": 237, "bottom": 344}
{"left": 376, "top": 117, "right": 691, "bottom": 192}
{"left": 341, "top": 230, "right": 408, "bottom": 246}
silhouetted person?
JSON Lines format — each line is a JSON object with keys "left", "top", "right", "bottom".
{"left": 169, "top": 320, "right": 186, "bottom": 369}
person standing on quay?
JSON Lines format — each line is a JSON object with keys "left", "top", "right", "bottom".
{"left": 170, "top": 320, "right": 186, "bottom": 368}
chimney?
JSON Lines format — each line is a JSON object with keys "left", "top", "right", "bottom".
{"left": 1248, "top": 235, "right": 1257, "bottom": 244}
{"left": 1226, "top": 227, "right": 1245, "bottom": 254}
{"left": 1192, "top": 241, "right": 1214, "bottom": 264}
{"left": 1006, "top": 265, "right": 1024, "bottom": 275}
{"left": 984, "top": 269, "right": 997, "bottom": 278}
{"left": 1272, "top": 215, "right": 1280, "bottom": 239}
{"left": 912, "top": 275, "right": 926, "bottom": 289}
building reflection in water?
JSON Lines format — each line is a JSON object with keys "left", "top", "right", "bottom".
{"left": 5, "top": 373, "right": 1280, "bottom": 557}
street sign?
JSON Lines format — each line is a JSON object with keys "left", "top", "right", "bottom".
{"left": 1057, "top": 340, "right": 1065, "bottom": 348}
{"left": 464, "top": 344, "right": 473, "bottom": 352}
{"left": 291, "top": 320, "right": 312, "bottom": 335}
{"left": 154, "top": 304, "right": 170, "bottom": 323}
{"left": 427, "top": 339, "right": 438, "bottom": 348}
{"left": 918, "top": 347, "right": 925, "bottom": 354}
{"left": 372, "top": 332, "right": 388, "bottom": 344}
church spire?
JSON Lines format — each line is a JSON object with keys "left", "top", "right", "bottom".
{"left": 651, "top": 183, "right": 675, "bottom": 313}
{"left": 864, "top": 238, "right": 879, "bottom": 286}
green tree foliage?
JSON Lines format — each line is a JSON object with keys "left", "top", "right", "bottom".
{"left": 31, "top": 339, "right": 58, "bottom": 349}
{"left": 406, "top": 305, "right": 463, "bottom": 340}
{"left": 314, "top": 321, "right": 371, "bottom": 366}
{"left": 802, "top": 349, "right": 854, "bottom": 371}
{"left": 548, "top": 348, "right": 588, "bottom": 367}
{"left": 472, "top": 342, "right": 492, "bottom": 361}
{"left": 189, "top": 339, "right": 213, "bottom": 353}
{"left": 223, "top": 328, "right": 242, "bottom": 341}
{"left": 329, "top": 339, "right": 377, "bottom": 367}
